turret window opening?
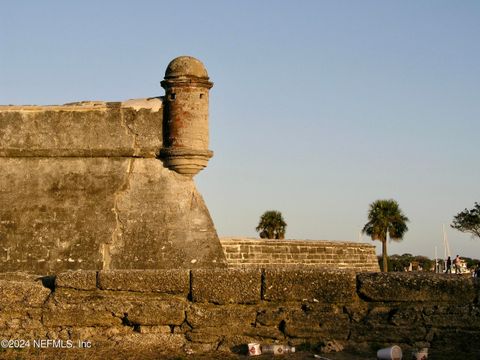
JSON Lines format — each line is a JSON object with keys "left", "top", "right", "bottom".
{"left": 170, "top": 93, "right": 176, "bottom": 100}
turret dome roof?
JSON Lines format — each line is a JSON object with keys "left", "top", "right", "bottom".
{"left": 164, "top": 56, "right": 209, "bottom": 79}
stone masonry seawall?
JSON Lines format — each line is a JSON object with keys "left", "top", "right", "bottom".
{"left": 1, "top": 269, "right": 479, "bottom": 358}
{"left": 221, "top": 237, "right": 380, "bottom": 272}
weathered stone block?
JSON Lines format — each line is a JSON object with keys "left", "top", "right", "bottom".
{"left": 283, "top": 304, "right": 350, "bottom": 340}
{"left": 137, "top": 325, "right": 172, "bottom": 334}
{"left": 42, "top": 307, "right": 122, "bottom": 327}
{"left": 255, "top": 306, "right": 290, "bottom": 326}
{"left": 185, "top": 323, "right": 283, "bottom": 341}
{"left": 263, "top": 268, "right": 357, "bottom": 303}
{"left": 242, "top": 325, "right": 285, "bottom": 340}
{"left": 284, "top": 321, "right": 348, "bottom": 340}
{"left": 0, "top": 314, "right": 47, "bottom": 339}
{"left": 0, "top": 279, "right": 51, "bottom": 307}
{"left": 43, "top": 289, "right": 187, "bottom": 326}
{"left": 97, "top": 269, "right": 189, "bottom": 294}
{"left": 0, "top": 310, "right": 42, "bottom": 329}
{"left": 118, "top": 332, "right": 187, "bottom": 352}
{"left": 388, "top": 306, "right": 425, "bottom": 326}
{"left": 55, "top": 270, "right": 97, "bottom": 290}
{"left": 429, "top": 328, "right": 480, "bottom": 356}
{"left": 49, "top": 288, "right": 107, "bottom": 304}
{"left": 63, "top": 325, "right": 133, "bottom": 342}
{"left": 344, "top": 301, "right": 368, "bottom": 322}
{"left": 184, "top": 342, "right": 218, "bottom": 354}
{"left": 127, "top": 300, "right": 187, "bottom": 326}
{"left": 357, "top": 272, "right": 476, "bottom": 302}
{"left": 185, "top": 329, "right": 222, "bottom": 343}
{"left": 187, "top": 304, "right": 256, "bottom": 329}
{"left": 350, "top": 324, "right": 428, "bottom": 343}
{"left": 224, "top": 246, "right": 239, "bottom": 253}
{"left": 422, "top": 304, "right": 480, "bottom": 328}
{"left": 47, "top": 288, "right": 182, "bottom": 323}
{"left": 191, "top": 268, "right": 261, "bottom": 304}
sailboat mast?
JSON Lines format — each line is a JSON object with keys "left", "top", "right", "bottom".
{"left": 443, "top": 224, "right": 451, "bottom": 258}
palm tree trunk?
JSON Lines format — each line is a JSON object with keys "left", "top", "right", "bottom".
{"left": 382, "top": 239, "right": 388, "bottom": 272}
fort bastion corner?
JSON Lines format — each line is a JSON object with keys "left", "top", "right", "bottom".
{"left": 0, "top": 56, "right": 226, "bottom": 274}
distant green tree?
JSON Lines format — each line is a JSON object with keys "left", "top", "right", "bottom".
{"left": 256, "top": 210, "right": 286, "bottom": 239}
{"left": 451, "top": 202, "right": 480, "bottom": 239}
{"left": 362, "top": 199, "right": 409, "bottom": 272}
{"left": 461, "top": 257, "right": 480, "bottom": 269}
{"left": 414, "top": 255, "right": 434, "bottom": 272}
{"left": 389, "top": 253, "right": 413, "bottom": 272}
{"left": 386, "top": 254, "right": 434, "bottom": 272}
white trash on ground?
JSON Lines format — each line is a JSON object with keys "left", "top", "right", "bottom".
{"left": 247, "top": 343, "right": 295, "bottom": 356}
{"left": 377, "top": 345, "right": 402, "bottom": 360}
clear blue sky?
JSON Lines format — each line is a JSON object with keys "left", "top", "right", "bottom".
{"left": 1, "top": 1, "right": 479, "bottom": 259}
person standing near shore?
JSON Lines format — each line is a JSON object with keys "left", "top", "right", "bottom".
{"left": 446, "top": 256, "right": 452, "bottom": 273}
{"left": 454, "top": 255, "right": 461, "bottom": 274}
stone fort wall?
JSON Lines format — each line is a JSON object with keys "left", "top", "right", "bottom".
{"left": 0, "top": 270, "right": 478, "bottom": 358}
{"left": 220, "top": 237, "right": 380, "bottom": 272}
{"left": 0, "top": 56, "right": 227, "bottom": 274}
{"left": 0, "top": 101, "right": 225, "bottom": 273}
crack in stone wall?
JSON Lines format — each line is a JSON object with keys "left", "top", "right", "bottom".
{"left": 102, "top": 108, "right": 140, "bottom": 270}
{"left": 105, "top": 158, "right": 135, "bottom": 270}
{"left": 120, "top": 109, "right": 141, "bottom": 157}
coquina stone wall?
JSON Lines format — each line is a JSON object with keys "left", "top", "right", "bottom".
{"left": 0, "top": 270, "right": 479, "bottom": 359}
{"left": 0, "top": 101, "right": 225, "bottom": 273}
{"left": 220, "top": 237, "right": 380, "bottom": 272}
{"left": 0, "top": 56, "right": 227, "bottom": 274}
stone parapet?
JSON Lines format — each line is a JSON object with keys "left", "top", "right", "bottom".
{"left": 357, "top": 272, "right": 476, "bottom": 302}
{"left": 0, "top": 100, "right": 163, "bottom": 158}
{"left": 220, "top": 237, "right": 380, "bottom": 272}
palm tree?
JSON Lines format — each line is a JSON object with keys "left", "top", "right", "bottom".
{"left": 256, "top": 210, "right": 287, "bottom": 239}
{"left": 362, "top": 199, "right": 409, "bottom": 272}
